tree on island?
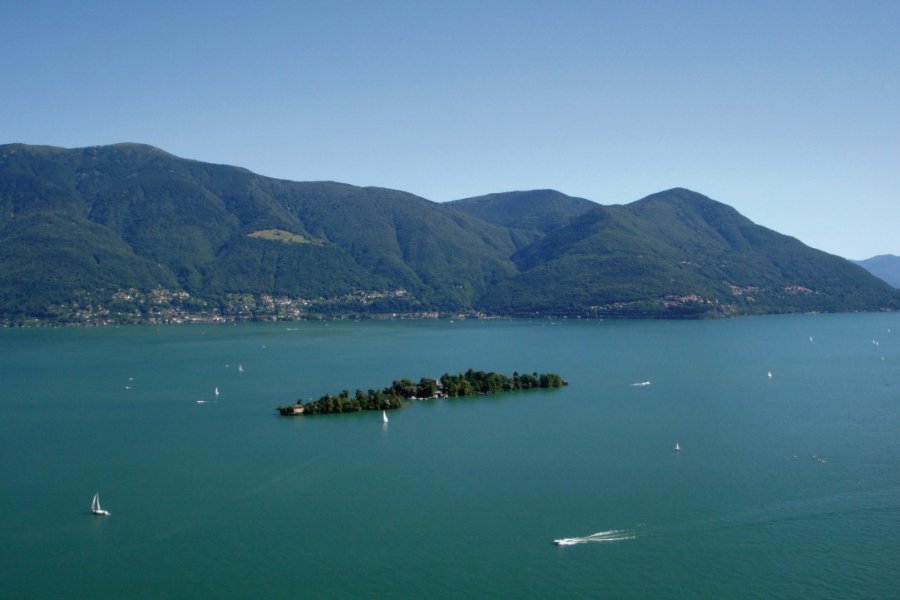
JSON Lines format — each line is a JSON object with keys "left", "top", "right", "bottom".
{"left": 278, "top": 370, "right": 566, "bottom": 416}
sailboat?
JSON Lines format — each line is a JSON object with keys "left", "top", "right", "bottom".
{"left": 382, "top": 410, "right": 389, "bottom": 424}
{"left": 674, "top": 442, "right": 681, "bottom": 453}
{"left": 214, "top": 387, "right": 220, "bottom": 396}
{"left": 91, "top": 492, "right": 110, "bottom": 516}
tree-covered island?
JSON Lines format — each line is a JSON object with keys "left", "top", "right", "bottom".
{"left": 277, "top": 369, "right": 567, "bottom": 416}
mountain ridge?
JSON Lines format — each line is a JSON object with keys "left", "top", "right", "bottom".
{"left": 1, "top": 142, "right": 896, "bottom": 324}
{"left": 853, "top": 254, "right": 900, "bottom": 288}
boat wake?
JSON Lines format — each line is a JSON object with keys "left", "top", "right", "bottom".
{"left": 554, "top": 529, "right": 636, "bottom": 546}
{"left": 631, "top": 381, "right": 651, "bottom": 387}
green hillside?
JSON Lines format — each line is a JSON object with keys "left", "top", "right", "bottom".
{"left": 446, "top": 189, "right": 597, "bottom": 241}
{"left": 479, "top": 188, "right": 898, "bottom": 316}
{"left": 0, "top": 143, "right": 518, "bottom": 320}
{"left": 1, "top": 144, "right": 896, "bottom": 323}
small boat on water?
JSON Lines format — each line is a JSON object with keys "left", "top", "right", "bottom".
{"left": 91, "top": 492, "right": 110, "bottom": 516}
{"left": 553, "top": 538, "right": 578, "bottom": 546}
{"left": 382, "top": 410, "right": 389, "bottom": 424}
{"left": 674, "top": 442, "right": 681, "bottom": 453}
{"left": 214, "top": 387, "right": 220, "bottom": 396}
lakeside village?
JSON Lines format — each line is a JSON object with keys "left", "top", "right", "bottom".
{"left": 5, "top": 287, "right": 491, "bottom": 327}
{"left": 278, "top": 370, "right": 568, "bottom": 416}
{"left": 3, "top": 285, "right": 746, "bottom": 327}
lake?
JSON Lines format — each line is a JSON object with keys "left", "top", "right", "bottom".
{"left": 1, "top": 314, "right": 898, "bottom": 598}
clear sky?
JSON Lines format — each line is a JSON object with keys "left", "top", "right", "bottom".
{"left": 2, "top": 0, "right": 898, "bottom": 259}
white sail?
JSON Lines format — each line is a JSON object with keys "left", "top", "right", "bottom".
{"left": 382, "top": 410, "right": 388, "bottom": 423}
{"left": 91, "top": 492, "right": 110, "bottom": 516}
{"left": 214, "top": 387, "right": 219, "bottom": 396}
{"left": 674, "top": 442, "right": 681, "bottom": 452}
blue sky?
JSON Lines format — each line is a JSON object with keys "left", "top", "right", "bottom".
{"left": 2, "top": 0, "right": 898, "bottom": 259}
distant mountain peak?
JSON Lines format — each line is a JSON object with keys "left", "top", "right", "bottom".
{"left": 853, "top": 255, "right": 900, "bottom": 288}
{"left": 632, "top": 187, "right": 720, "bottom": 205}
{"left": 446, "top": 189, "right": 597, "bottom": 237}
{"left": 104, "top": 142, "right": 168, "bottom": 152}
{"left": 81, "top": 142, "right": 178, "bottom": 160}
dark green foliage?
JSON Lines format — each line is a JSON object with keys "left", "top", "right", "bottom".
{"left": 446, "top": 190, "right": 597, "bottom": 238}
{"left": 207, "top": 236, "right": 382, "bottom": 297}
{"left": 266, "top": 183, "right": 519, "bottom": 309}
{"left": 0, "top": 143, "right": 517, "bottom": 319}
{"left": 0, "top": 212, "right": 176, "bottom": 317}
{"left": 2, "top": 144, "right": 898, "bottom": 323}
{"left": 282, "top": 388, "right": 406, "bottom": 416}
{"left": 440, "top": 369, "right": 565, "bottom": 396}
{"left": 277, "top": 370, "right": 565, "bottom": 416}
{"left": 478, "top": 189, "right": 900, "bottom": 316}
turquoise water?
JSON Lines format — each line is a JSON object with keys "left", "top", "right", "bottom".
{"left": 1, "top": 314, "right": 899, "bottom": 598}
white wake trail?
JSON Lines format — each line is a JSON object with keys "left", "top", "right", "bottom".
{"left": 554, "top": 529, "right": 636, "bottom": 546}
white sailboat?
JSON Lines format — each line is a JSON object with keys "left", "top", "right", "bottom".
{"left": 674, "top": 442, "right": 681, "bottom": 453}
{"left": 214, "top": 387, "right": 220, "bottom": 396}
{"left": 91, "top": 492, "right": 110, "bottom": 516}
{"left": 382, "top": 410, "right": 389, "bottom": 423}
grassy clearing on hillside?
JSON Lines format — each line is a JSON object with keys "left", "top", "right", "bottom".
{"left": 247, "top": 229, "right": 317, "bottom": 244}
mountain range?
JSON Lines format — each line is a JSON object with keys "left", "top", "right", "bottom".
{"left": 1, "top": 143, "right": 897, "bottom": 324}
{"left": 853, "top": 255, "right": 900, "bottom": 289}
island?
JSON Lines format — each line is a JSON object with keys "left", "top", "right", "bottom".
{"left": 277, "top": 369, "right": 567, "bottom": 416}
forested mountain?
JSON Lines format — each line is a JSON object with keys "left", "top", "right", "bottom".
{"left": 446, "top": 190, "right": 597, "bottom": 242}
{"left": 0, "top": 143, "right": 896, "bottom": 324}
{"left": 853, "top": 255, "right": 900, "bottom": 289}
{"left": 479, "top": 188, "right": 897, "bottom": 316}
{"left": 0, "top": 143, "right": 517, "bottom": 319}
